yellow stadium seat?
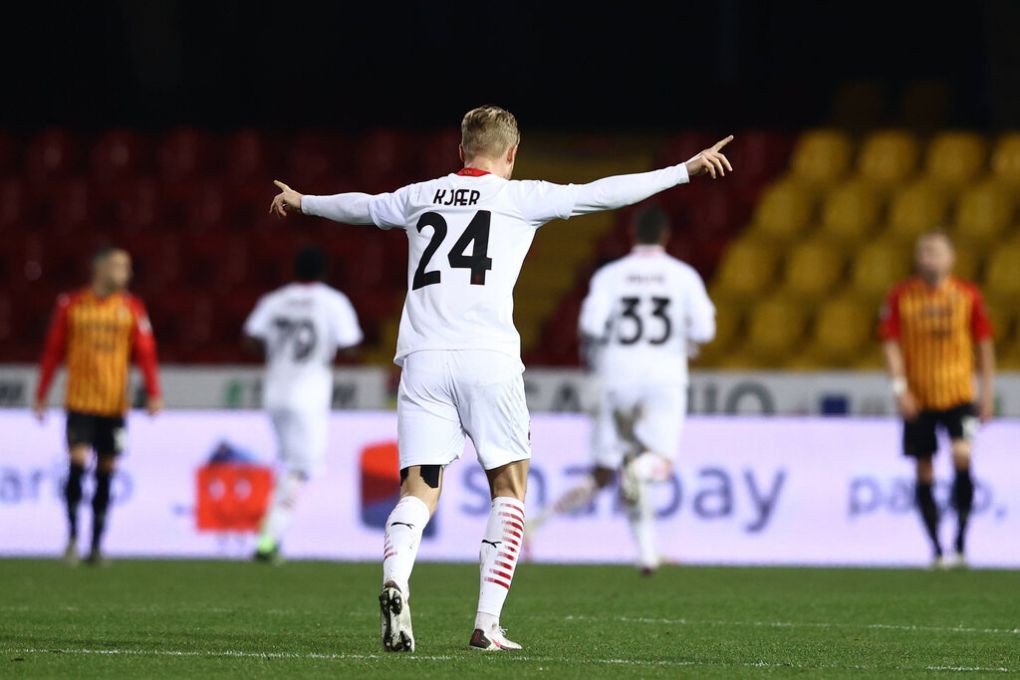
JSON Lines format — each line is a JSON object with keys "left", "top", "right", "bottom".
{"left": 746, "top": 179, "right": 815, "bottom": 242}
{"left": 983, "top": 245, "right": 1020, "bottom": 299}
{"left": 951, "top": 247, "right": 980, "bottom": 283}
{"left": 998, "top": 344, "right": 1020, "bottom": 371}
{"left": 781, "top": 239, "right": 846, "bottom": 300}
{"left": 884, "top": 180, "right": 950, "bottom": 244}
{"left": 789, "top": 129, "right": 853, "bottom": 185}
{"left": 952, "top": 180, "right": 1015, "bottom": 244}
{"left": 850, "top": 240, "right": 913, "bottom": 299}
{"left": 711, "top": 239, "right": 781, "bottom": 300}
{"left": 984, "top": 296, "right": 1013, "bottom": 352}
{"left": 805, "top": 295, "right": 877, "bottom": 366}
{"left": 852, "top": 345, "right": 885, "bottom": 370}
{"left": 744, "top": 295, "right": 809, "bottom": 364}
{"left": 818, "top": 180, "right": 881, "bottom": 242}
{"left": 991, "top": 132, "right": 1020, "bottom": 188}
{"left": 925, "top": 131, "right": 987, "bottom": 189}
{"left": 857, "top": 130, "right": 919, "bottom": 187}
{"left": 692, "top": 301, "right": 745, "bottom": 366}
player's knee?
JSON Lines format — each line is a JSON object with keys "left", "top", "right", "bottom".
{"left": 951, "top": 442, "right": 972, "bottom": 470}
{"left": 593, "top": 467, "right": 615, "bottom": 489}
{"left": 96, "top": 455, "right": 117, "bottom": 473}
{"left": 915, "top": 458, "right": 935, "bottom": 483}
{"left": 487, "top": 460, "right": 528, "bottom": 501}
{"left": 69, "top": 445, "right": 90, "bottom": 466}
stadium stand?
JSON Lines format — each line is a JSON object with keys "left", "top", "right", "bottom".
{"left": 3, "top": 125, "right": 1017, "bottom": 369}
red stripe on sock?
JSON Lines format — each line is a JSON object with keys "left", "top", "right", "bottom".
{"left": 496, "top": 560, "right": 515, "bottom": 570}
{"left": 383, "top": 551, "right": 397, "bottom": 560}
{"left": 498, "top": 552, "right": 516, "bottom": 561}
{"left": 490, "top": 569, "right": 513, "bottom": 581}
{"left": 505, "top": 529, "right": 522, "bottom": 539}
{"left": 485, "top": 576, "right": 511, "bottom": 590}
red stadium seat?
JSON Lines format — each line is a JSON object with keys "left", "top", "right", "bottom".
{"left": 91, "top": 129, "right": 151, "bottom": 182}
{"left": 224, "top": 129, "right": 276, "bottom": 182}
{"left": 656, "top": 132, "right": 717, "bottom": 167}
{"left": 158, "top": 128, "right": 217, "bottom": 181}
{"left": 356, "top": 129, "right": 407, "bottom": 193}
{"left": 119, "top": 232, "right": 181, "bottom": 295}
{"left": 418, "top": 128, "right": 462, "bottom": 180}
{"left": 179, "top": 234, "right": 249, "bottom": 291}
{"left": 109, "top": 176, "right": 164, "bottom": 232}
{"left": 44, "top": 178, "right": 101, "bottom": 233}
{"left": 25, "top": 129, "right": 81, "bottom": 182}
{"left": 0, "top": 178, "right": 35, "bottom": 232}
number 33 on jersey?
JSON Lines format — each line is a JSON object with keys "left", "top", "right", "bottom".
{"left": 579, "top": 245, "right": 716, "bottom": 385}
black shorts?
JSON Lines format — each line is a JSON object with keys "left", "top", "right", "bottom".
{"left": 66, "top": 410, "right": 127, "bottom": 457}
{"left": 902, "top": 402, "right": 978, "bottom": 459}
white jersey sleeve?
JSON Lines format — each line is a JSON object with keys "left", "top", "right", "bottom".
{"left": 683, "top": 268, "right": 716, "bottom": 344}
{"left": 578, "top": 268, "right": 614, "bottom": 339}
{"left": 300, "top": 185, "right": 412, "bottom": 231}
{"left": 517, "top": 163, "right": 690, "bottom": 226}
{"left": 328, "top": 290, "right": 364, "bottom": 349}
{"left": 243, "top": 294, "right": 274, "bottom": 339}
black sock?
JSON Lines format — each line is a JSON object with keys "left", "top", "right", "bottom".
{"left": 91, "top": 470, "right": 113, "bottom": 551}
{"left": 915, "top": 482, "right": 942, "bottom": 557}
{"left": 66, "top": 462, "right": 86, "bottom": 541}
{"left": 952, "top": 468, "right": 974, "bottom": 555}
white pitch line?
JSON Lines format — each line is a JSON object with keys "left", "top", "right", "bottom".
{"left": 563, "top": 614, "right": 1020, "bottom": 637}
{"left": 3, "top": 647, "right": 1011, "bottom": 673}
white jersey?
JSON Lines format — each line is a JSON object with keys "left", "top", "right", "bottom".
{"left": 579, "top": 245, "right": 715, "bottom": 385}
{"left": 243, "top": 282, "right": 363, "bottom": 412}
{"left": 301, "top": 164, "right": 690, "bottom": 366}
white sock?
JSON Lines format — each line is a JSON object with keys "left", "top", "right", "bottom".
{"left": 257, "top": 471, "right": 305, "bottom": 552}
{"left": 382, "top": 495, "right": 431, "bottom": 599}
{"left": 475, "top": 496, "right": 525, "bottom": 630}
{"left": 529, "top": 476, "right": 598, "bottom": 533}
{"left": 626, "top": 483, "right": 658, "bottom": 569}
{"left": 630, "top": 452, "right": 672, "bottom": 483}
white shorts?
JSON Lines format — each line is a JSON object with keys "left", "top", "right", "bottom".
{"left": 269, "top": 407, "right": 329, "bottom": 477}
{"left": 592, "top": 381, "right": 687, "bottom": 469}
{"left": 397, "top": 350, "right": 531, "bottom": 471}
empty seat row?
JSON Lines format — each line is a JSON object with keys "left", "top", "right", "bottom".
{"left": 789, "top": 129, "right": 1020, "bottom": 189}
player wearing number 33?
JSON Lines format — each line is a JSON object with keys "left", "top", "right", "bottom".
{"left": 243, "top": 246, "right": 363, "bottom": 563}
{"left": 527, "top": 207, "right": 715, "bottom": 574}
{"left": 269, "top": 105, "right": 733, "bottom": 652}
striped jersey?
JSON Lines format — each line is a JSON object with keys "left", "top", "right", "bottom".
{"left": 36, "top": 288, "right": 161, "bottom": 416}
{"left": 879, "top": 276, "right": 993, "bottom": 410}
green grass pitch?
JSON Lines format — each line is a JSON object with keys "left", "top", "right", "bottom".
{"left": 1, "top": 559, "right": 1018, "bottom": 678}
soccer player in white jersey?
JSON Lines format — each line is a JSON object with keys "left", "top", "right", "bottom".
{"left": 269, "top": 105, "right": 732, "bottom": 652}
{"left": 243, "top": 245, "right": 363, "bottom": 563}
{"left": 527, "top": 208, "right": 715, "bottom": 573}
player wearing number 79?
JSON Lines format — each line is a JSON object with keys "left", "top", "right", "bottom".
{"left": 243, "top": 246, "right": 363, "bottom": 563}
{"left": 269, "top": 105, "right": 733, "bottom": 652}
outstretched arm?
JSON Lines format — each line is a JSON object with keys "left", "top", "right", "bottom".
{"left": 270, "top": 180, "right": 407, "bottom": 229}
{"left": 573, "top": 135, "right": 733, "bottom": 216}
{"left": 527, "top": 136, "right": 734, "bottom": 224}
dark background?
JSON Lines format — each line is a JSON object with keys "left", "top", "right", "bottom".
{"left": 6, "top": 1, "right": 1020, "bottom": 132}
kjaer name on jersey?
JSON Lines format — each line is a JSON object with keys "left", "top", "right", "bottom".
{"left": 432, "top": 188, "right": 481, "bottom": 206}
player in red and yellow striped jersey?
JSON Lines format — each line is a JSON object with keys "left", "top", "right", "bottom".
{"left": 879, "top": 232, "right": 995, "bottom": 568}
{"left": 33, "top": 247, "right": 162, "bottom": 565}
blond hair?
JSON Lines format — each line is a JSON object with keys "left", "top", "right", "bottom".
{"left": 460, "top": 105, "right": 520, "bottom": 160}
